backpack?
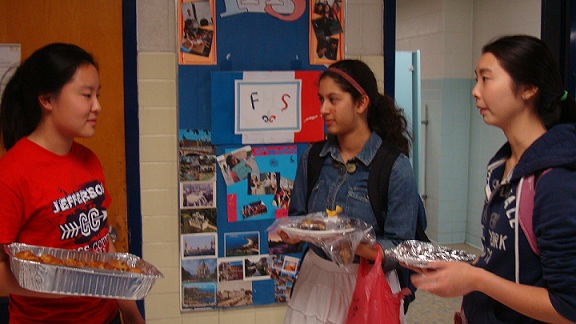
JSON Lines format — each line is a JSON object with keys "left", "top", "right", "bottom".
{"left": 517, "top": 168, "right": 552, "bottom": 256}
{"left": 306, "top": 140, "right": 429, "bottom": 311}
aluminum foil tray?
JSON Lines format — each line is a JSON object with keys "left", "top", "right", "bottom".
{"left": 385, "top": 240, "right": 477, "bottom": 268}
{"left": 5, "top": 243, "right": 164, "bottom": 300}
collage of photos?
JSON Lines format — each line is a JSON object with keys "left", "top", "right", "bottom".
{"left": 179, "top": 130, "right": 218, "bottom": 233}
{"left": 268, "top": 255, "right": 300, "bottom": 303}
{"left": 179, "top": 0, "right": 216, "bottom": 65}
{"left": 214, "top": 231, "right": 267, "bottom": 307}
{"left": 179, "top": 129, "right": 219, "bottom": 310}
{"left": 215, "top": 230, "right": 300, "bottom": 307}
{"left": 182, "top": 230, "right": 265, "bottom": 309}
{"left": 180, "top": 138, "right": 304, "bottom": 311}
{"left": 309, "top": 0, "right": 344, "bottom": 65}
{"left": 217, "top": 145, "right": 297, "bottom": 223}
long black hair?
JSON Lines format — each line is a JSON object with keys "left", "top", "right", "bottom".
{"left": 0, "top": 43, "right": 98, "bottom": 150}
{"left": 320, "top": 59, "right": 412, "bottom": 156}
{"left": 482, "top": 35, "right": 576, "bottom": 128}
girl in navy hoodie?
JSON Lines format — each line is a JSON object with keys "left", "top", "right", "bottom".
{"left": 409, "top": 35, "right": 576, "bottom": 323}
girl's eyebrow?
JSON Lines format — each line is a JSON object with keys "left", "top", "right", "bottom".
{"left": 79, "top": 84, "right": 101, "bottom": 91}
{"left": 476, "top": 67, "right": 492, "bottom": 75}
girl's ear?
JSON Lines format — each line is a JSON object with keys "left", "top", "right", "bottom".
{"left": 38, "top": 94, "right": 53, "bottom": 111}
{"left": 521, "top": 85, "right": 538, "bottom": 101}
{"left": 356, "top": 95, "right": 370, "bottom": 114}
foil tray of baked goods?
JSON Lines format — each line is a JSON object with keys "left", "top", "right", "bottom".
{"left": 385, "top": 240, "right": 477, "bottom": 268}
{"left": 5, "top": 242, "right": 164, "bottom": 300}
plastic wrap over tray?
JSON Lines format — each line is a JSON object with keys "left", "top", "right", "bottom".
{"left": 5, "top": 243, "right": 164, "bottom": 300}
{"left": 385, "top": 240, "right": 477, "bottom": 268}
{"left": 267, "top": 212, "right": 376, "bottom": 267}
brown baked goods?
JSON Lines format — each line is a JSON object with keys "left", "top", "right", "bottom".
{"left": 40, "top": 254, "right": 64, "bottom": 266}
{"left": 13, "top": 249, "right": 143, "bottom": 273}
{"left": 299, "top": 219, "right": 327, "bottom": 230}
{"left": 105, "top": 260, "right": 130, "bottom": 271}
{"left": 337, "top": 241, "right": 354, "bottom": 265}
{"left": 86, "top": 260, "right": 107, "bottom": 269}
{"left": 129, "top": 267, "right": 145, "bottom": 274}
{"left": 15, "top": 250, "right": 42, "bottom": 263}
{"left": 63, "top": 257, "right": 86, "bottom": 268}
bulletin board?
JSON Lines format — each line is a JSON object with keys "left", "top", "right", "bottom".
{"left": 177, "top": 0, "right": 338, "bottom": 312}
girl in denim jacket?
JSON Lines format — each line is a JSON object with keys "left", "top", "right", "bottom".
{"left": 280, "top": 59, "right": 419, "bottom": 324}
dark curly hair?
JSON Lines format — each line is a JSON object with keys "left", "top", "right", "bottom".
{"left": 320, "top": 59, "right": 412, "bottom": 156}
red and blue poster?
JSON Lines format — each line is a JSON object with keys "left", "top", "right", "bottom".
{"left": 211, "top": 71, "right": 325, "bottom": 145}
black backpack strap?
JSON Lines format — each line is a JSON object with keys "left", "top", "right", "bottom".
{"left": 370, "top": 142, "right": 429, "bottom": 242}
{"left": 415, "top": 198, "right": 430, "bottom": 242}
{"left": 368, "top": 141, "right": 401, "bottom": 233}
{"left": 306, "top": 141, "right": 327, "bottom": 206}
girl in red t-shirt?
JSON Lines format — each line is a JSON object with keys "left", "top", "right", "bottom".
{"left": 0, "top": 43, "right": 144, "bottom": 324}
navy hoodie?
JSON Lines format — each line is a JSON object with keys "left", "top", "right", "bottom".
{"left": 462, "top": 124, "right": 576, "bottom": 323}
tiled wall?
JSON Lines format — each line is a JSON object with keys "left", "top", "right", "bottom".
{"left": 137, "top": 2, "right": 182, "bottom": 322}
{"left": 397, "top": 0, "right": 475, "bottom": 244}
{"left": 136, "top": 0, "right": 541, "bottom": 321}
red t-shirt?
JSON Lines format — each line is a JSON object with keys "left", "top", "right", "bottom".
{"left": 0, "top": 138, "right": 118, "bottom": 323}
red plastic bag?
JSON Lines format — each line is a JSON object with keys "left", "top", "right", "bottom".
{"left": 346, "top": 245, "right": 404, "bottom": 324}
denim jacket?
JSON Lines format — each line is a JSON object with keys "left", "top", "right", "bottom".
{"left": 288, "top": 132, "right": 419, "bottom": 270}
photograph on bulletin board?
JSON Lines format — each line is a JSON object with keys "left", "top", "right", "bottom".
{"left": 217, "top": 280, "right": 253, "bottom": 307}
{"left": 218, "top": 145, "right": 297, "bottom": 223}
{"left": 179, "top": 129, "right": 216, "bottom": 182}
{"left": 243, "top": 255, "right": 271, "bottom": 281}
{"left": 178, "top": 0, "right": 216, "bottom": 65}
{"left": 309, "top": 0, "right": 344, "bottom": 65}
{"left": 181, "top": 263, "right": 218, "bottom": 309}
{"left": 180, "top": 181, "right": 216, "bottom": 209}
{"left": 216, "top": 145, "right": 259, "bottom": 186}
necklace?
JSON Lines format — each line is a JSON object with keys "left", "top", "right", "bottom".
{"left": 332, "top": 160, "right": 357, "bottom": 174}
{"left": 345, "top": 162, "right": 356, "bottom": 173}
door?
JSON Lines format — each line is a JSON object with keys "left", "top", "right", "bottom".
{"left": 395, "top": 50, "right": 424, "bottom": 194}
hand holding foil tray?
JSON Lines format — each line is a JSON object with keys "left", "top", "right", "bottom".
{"left": 385, "top": 240, "right": 477, "bottom": 268}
